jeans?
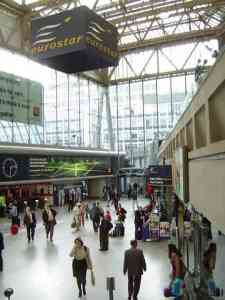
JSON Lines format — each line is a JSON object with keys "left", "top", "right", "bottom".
{"left": 26, "top": 225, "right": 35, "bottom": 241}
{"left": 45, "top": 223, "right": 54, "bottom": 241}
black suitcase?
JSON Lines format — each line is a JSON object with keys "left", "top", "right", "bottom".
{"left": 113, "top": 223, "right": 124, "bottom": 237}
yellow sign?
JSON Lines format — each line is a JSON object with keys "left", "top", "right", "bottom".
{"left": 32, "top": 35, "right": 82, "bottom": 54}
{"left": 32, "top": 34, "right": 118, "bottom": 60}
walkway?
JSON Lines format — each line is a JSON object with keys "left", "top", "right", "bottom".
{"left": 0, "top": 199, "right": 170, "bottom": 300}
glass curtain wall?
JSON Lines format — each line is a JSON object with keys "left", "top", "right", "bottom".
{"left": 109, "top": 73, "right": 195, "bottom": 167}
{"left": 0, "top": 47, "right": 105, "bottom": 148}
{"left": 45, "top": 75, "right": 105, "bottom": 148}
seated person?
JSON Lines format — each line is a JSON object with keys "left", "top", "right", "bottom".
{"left": 116, "top": 203, "right": 127, "bottom": 222}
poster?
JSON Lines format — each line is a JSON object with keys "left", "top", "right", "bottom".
{"left": 0, "top": 154, "right": 111, "bottom": 182}
{"left": 0, "top": 71, "right": 43, "bottom": 125}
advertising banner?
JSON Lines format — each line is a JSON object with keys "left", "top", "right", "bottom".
{"left": 0, "top": 71, "right": 43, "bottom": 124}
{"left": 31, "top": 6, "right": 119, "bottom": 73}
{"left": 0, "top": 154, "right": 112, "bottom": 182}
{"left": 146, "top": 165, "right": 172, "bottom": 178}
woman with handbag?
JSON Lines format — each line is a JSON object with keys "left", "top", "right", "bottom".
{"left": 70, "top": 237, "right": 94, "bottom": 298}
{"left": 23, "top": 206, "right": 37, "bottom": 243}
{"left": 42, "top": 204, "right": 57, "bottom": 242}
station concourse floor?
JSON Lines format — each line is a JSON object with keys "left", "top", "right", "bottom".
{"left": 0, "top": 198, "right": 170, "bottom": 300}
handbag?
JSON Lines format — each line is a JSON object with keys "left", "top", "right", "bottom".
{"left": 90, "top": 270, "right": 95, "bottom": 286}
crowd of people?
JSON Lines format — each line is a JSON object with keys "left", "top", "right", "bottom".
{"left": 0, "top": 181, "right": 221, "bottom": 300}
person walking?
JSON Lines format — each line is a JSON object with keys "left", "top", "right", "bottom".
{"left": 9, "top": 202, "right": 20, "bottom": 226}
{"left": 23, "top": 207, "right": 37, "bottom": 243}
{"left": 0, "top": 230, "right": 4, "bottom": 272}
{"left": 146, "top": 180, "right": 154, "bottom": 202}
{"left": 128, "top": 184, "right": 132, "bottom": 200}
{"left": 112, "top": 190, "right": 119, "bottom": 211}
{"left": 80, "top": 202, "right": 86, "bottom": 227}
{"left": 134, "top": 207, "right": 144, "bottom": 240}
{"left": 99, "top": 216, "right": 113, "bottom": 251}
{"left": 132, "top": 183, "right": 138, "bottom": 211}
{"left": 102, "top": 185, "right": 107, "bottom": 202}
{"left": 90, "top": 203, "right": 101, "bottom": 232}
{"left": 68, "top": 190, "right": 74, "bottom": 213}
{"left": 42, "top": 205, "right": 57, "bottom": 242}
{"left": 58, "top": 190, "right": 65, "bottom": 207}
{"left": 70, "top": 237, "right": 93, "bottom": 298}
{"left": 123, "top": 240, "right": 146, "bottom": 300}
{"left": 73, "top": 203, "right": 81, "bottom": 232}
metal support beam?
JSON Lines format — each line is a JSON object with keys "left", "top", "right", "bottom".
{"left": 119, "top": 26, "right": 222, "bottom": 53}
{"left": 110, "top": 67, "right": 198, "bottom": 84}
{"left": 105, "top": 87, "right": 115, "bottom": 150}
{"left": 96, "top": 88, "right": 104, "bottom": 148}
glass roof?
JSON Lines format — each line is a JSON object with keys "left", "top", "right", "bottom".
{"left": 9, "top": 0, "right": 225, "bottom": 52}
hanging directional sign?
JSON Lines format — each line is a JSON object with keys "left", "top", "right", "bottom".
{"left": 31, "top": 6, "right": 119, "bottom": 73}
{"left": 0, "top": 71, "right": 43, "bottom": 125}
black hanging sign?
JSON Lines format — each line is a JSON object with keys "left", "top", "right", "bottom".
{"left": 31, "top": 6, "right": 119, "bottom": 73}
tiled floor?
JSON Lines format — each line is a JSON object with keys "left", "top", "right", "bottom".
{"left": 0, "top": 198, "right": 170, "bottom": 300}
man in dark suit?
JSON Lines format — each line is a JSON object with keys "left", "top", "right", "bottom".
{"left": 123, "top": 240, "right": 146, "bottom": 300}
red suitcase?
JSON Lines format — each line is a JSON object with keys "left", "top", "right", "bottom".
{"left": 10, "top": 224, "right": 19, "bottom": 235}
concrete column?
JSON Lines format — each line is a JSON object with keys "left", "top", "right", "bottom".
{"left": 88, "top": 178, "right": 107, "bottom": 199}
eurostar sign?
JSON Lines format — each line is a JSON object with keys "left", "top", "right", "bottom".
{"left": 31, "top": 6, "right": 119, "bottom": 73}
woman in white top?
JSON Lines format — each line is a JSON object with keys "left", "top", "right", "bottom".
{"left": 70, "top": 237, "right": 93, "bottom": 298}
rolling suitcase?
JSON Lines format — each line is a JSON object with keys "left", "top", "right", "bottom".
{"left": 10, "top": 224, "right": 19, "bottom": 235}
{"left": 118, "top": 223, "right": 125, "bottom": 237}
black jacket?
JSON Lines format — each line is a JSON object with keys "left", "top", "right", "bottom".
{"left": 0, "top": 232, "right": 4, "bottom": 251}
{"left": 90, "top": 206, "right": 102, "bottom": 221}
{"left": 123, "top": 248, "right": 146, "bottom": 276}
{"left": 99, "top": 219, "right": 113, "bottom": 237}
